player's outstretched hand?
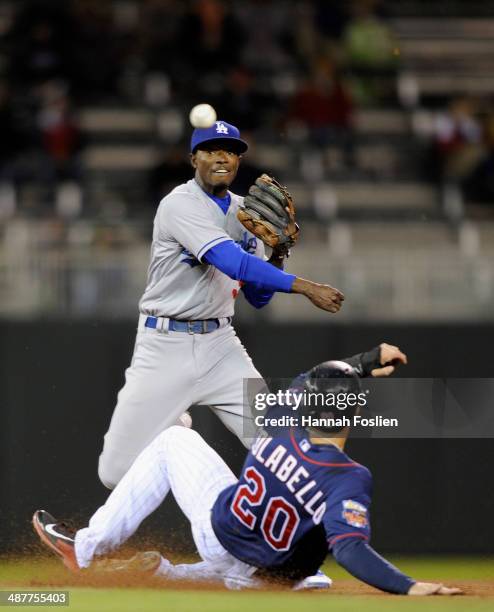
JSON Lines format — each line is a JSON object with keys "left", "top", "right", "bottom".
{"left": 291, "top": 278, "right": 344, "bottom": 313}
{"left": 371, "top": 343, "right": 408, "bottom": 377}
{"left": 408, "top": 582, "right": 462, "bottom": 596}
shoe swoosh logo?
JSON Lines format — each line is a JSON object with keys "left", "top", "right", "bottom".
{"left": 45, "top": 523, "right": 74, "bottom": 543}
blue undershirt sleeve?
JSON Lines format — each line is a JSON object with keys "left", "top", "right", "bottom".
{"left": 332, "top": 538, "right": 414, "bottom": 594}
{"left": 241, "top": 254, "right": 284, "bottom": 309}
{"left": 203, "top": 240, "right": 295, "bottom": 293}
{"left": 241, "top": 282, "right": 275, "bottom": 309}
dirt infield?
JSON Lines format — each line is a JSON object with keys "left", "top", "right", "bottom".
{"left": 1, "top": 568, "right": 492, "bottom": 597}
{"left": 2, "top": 577, "right": 493, "bottom": 597}
{"left": 4, "top": 554, "right": 494, "bottom": 612}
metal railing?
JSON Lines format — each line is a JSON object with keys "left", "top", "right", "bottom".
{"left": 1, "top": 241, "right": 493, "bottom": 321}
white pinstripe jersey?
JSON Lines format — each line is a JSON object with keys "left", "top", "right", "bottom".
{"left": 139, "top": 178, "right": 265, "bottom": 320}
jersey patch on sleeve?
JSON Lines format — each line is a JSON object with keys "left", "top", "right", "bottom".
{"left": 180, "top": 247, "right": 201, "bottom": 268}
{"left": 237, "top": 231, "right": 257, "bottom": 254}
{"left": 342, "top": 499, "right": 368, "bottom": 529}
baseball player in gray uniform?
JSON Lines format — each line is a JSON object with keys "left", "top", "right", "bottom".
{"left": 98, "top": 120, "right": 344, "bottom": 492}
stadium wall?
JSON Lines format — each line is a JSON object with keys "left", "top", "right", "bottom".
{"left": 1, "top": 320, "right": 493, "bottom": 555}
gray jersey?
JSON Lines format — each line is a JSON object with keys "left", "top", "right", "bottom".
{"left": 139, "top": 178, "right": 265, "bottom": 319}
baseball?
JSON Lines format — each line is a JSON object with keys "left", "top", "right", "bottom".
{"left": 189, "top": 103, "right": 217, "bottom": 128}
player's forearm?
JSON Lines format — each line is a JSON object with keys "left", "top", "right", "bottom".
{"left": 293, "top": 347, "right": 381, "bottom": 386}
{"left": 204, "top": 240, "right": 295, "bottom": 292}
{"left": 205, "top": 242, "right": 343, "bottom": 313}
{"left": 332, "top": 538, "right": 414, "bottom": 594}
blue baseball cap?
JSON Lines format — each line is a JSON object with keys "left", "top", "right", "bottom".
{"left": 190, "top": 120, "right": 248, "bottom": 154}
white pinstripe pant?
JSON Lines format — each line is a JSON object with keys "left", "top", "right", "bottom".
{"left": 75, "top": 426, "right": 256, "bottom": 582}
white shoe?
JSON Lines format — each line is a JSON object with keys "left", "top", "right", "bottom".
{"left": 293, "top": 570, "right": 333, "bottom": 590}
{"left": 223, "top": 575, "right": 264, "bottom": 590}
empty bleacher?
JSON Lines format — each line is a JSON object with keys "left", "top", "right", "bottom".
{"left": 1, "top": 0, "right": 493, "bottom": 321}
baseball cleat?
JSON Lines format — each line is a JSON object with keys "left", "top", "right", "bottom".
{"left": 223, "top": 574, "right": 264, "bottom": 590}
{"left": 32, "top": 510, "right": 79, "bottom": 572}
{"left": 93, "top": 551, "right": 162, "bottom": 574}
{"left": 293, "top": 569, "right": 333, "bottom": 590}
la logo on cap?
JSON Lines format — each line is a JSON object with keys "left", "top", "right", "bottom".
{"left": 215, "top": 122, "right": 229, "bottom": 134}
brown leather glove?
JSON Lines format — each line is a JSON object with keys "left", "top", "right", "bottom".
{"left": 237, "top": 174, "right": 300, "bottom": 249}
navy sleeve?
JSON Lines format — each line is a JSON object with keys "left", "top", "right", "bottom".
{"left": 203, "top": 240, "right": 295, "bottom": 293}
{"left": 332, "top": 538, "right": 414, "bottom": 594}
{"left": 323, "top": 468, "right": 373, "bottom": 546}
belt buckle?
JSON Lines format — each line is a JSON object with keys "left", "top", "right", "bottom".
{"left": 187, "top": 321, "right": 195, "bottom": 334}
{"left": 202, "top": 320, "right": 208, "bottom": 333}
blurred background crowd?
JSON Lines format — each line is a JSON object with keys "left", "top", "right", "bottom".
{"left": 0, "top": 0, "right": 494, "bottom": 320}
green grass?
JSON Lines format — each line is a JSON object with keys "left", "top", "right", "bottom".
{"left": 1, "top": 556, "right": 493, "bottom": 612}
{"left": 0, "top": 587, "right": 493, "bottom": 612}
{"left": 3, "top": 588, "right": 493, "bottom": 612}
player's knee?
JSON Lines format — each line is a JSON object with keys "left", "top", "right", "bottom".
{"left": 98, "top": 464, "right": 117, "bottom": 490}
{"left": 98, "top": 460, "right": 118, "bottom": 491}
{"left": 98, "top": 453, "right": 127, "bottom": 490}
{"left": 158, "top": 424, "right": 196, "bottom": 443}
{"left": 155, "top": 425, "right": 202, "bottom": 454}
